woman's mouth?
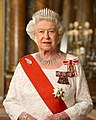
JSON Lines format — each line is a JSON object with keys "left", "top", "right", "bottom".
{"left": 42, "top": 42, "right": 52, "bottom": 44}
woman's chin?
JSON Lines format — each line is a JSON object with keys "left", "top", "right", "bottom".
{"left": 41, "top": 46, "right": 53, "bottom": 51}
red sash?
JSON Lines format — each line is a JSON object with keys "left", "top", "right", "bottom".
{"left": 20, "top": 55, "right": 67, "bottom": 114}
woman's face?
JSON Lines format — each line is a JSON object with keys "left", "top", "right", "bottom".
{"left": 34, "top": 19, "right": 59, "bottom": 52}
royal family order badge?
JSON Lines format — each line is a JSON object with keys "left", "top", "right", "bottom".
{"left": 56, "top": 71, "right": 69, "bottom": 84}
{"left": 63, "top": 58, "right": 78, "bottom": 77}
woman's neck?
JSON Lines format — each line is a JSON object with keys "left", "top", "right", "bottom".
{"left": 39, "top": 50, "right": 60, "bottom": 60}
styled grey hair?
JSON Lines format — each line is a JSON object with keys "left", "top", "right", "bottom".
{"left": 26, "top": 8, "right": 64, "bottom": 41}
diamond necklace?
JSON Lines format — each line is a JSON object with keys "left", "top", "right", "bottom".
{"left": 36, "top": 51, "right": 62, "bottom": 65}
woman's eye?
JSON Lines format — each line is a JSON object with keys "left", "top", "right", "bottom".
{"left": 49, "top": 29, "right": 56, "bottom": 33}
{"left": 38, "top": 31, "right": 44, "bottom": 33}
{"left": 49, "top": 31, "right": 53, "bottom": 33}
{"left": 50, "top": 31, "right": 54, "bottom": 32}
{"left": 37, "top": 30, "right": 44, "bottom": 33}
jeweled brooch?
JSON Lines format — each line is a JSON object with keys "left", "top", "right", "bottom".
{"left": 25, "top": 58, "right": 32, "bottom": 65}
{"left": 53, "top": 88, "right": 64, "bottom": 98}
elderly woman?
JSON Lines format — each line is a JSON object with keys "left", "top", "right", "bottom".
{"left": 3, "top": 8, "right": 93, "bottom": 120}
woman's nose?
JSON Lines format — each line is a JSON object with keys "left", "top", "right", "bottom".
{"left": 44, "top": 31, "right": 50, "bottom": 39}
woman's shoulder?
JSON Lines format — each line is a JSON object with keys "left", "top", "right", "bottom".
{"left": 61, "top": 52, "right": 78, "bottom": 60}
{"left": 19, "top": 53, "right": 37, "bottom": 60}
{"left": 66, "top": 53, "right": 78, "bottom": 60}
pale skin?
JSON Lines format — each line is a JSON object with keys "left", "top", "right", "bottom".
{"left": 18, "top": 19, "right": 70, "bottom": 120}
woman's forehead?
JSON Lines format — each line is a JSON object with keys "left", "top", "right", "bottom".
{"left": 35, "top": 19, "right": 56, "bottom": 28}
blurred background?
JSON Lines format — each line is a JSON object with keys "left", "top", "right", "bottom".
{"left": 0, "top": 0, "right": 96, "bottom": 106}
